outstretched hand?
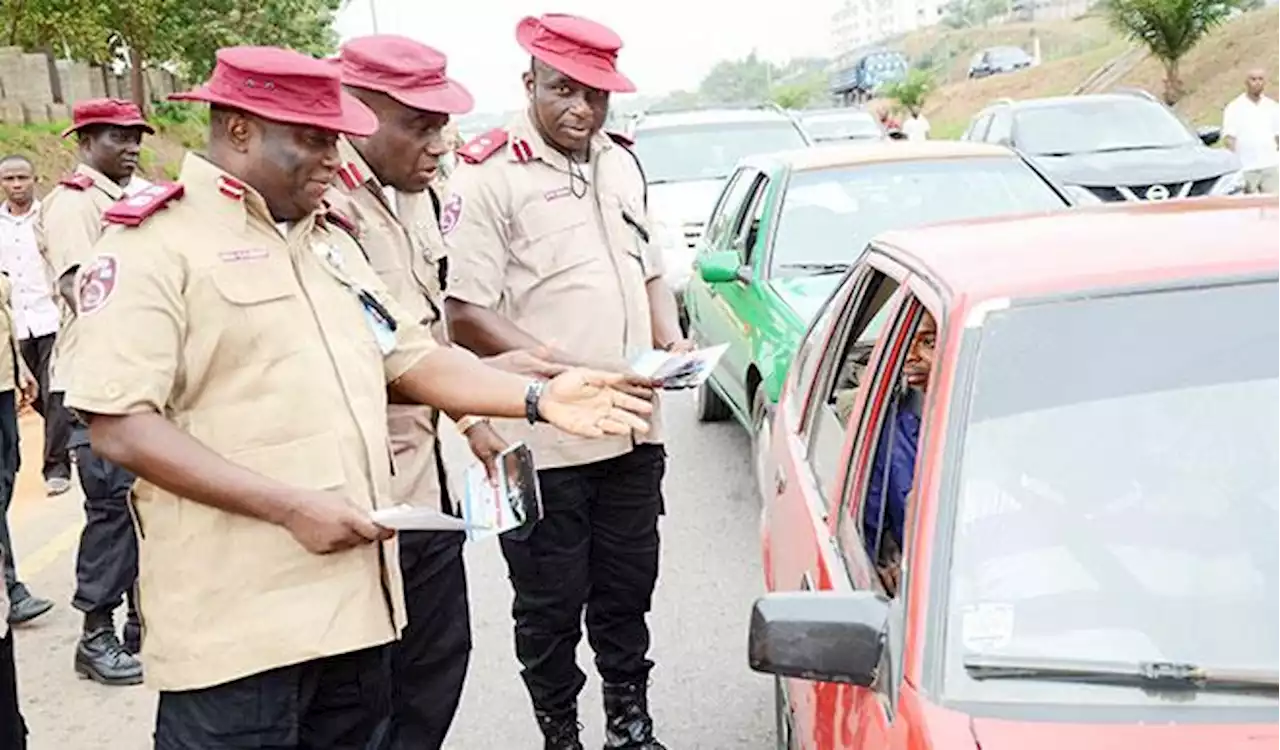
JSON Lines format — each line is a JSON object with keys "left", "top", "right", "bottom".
{"left": 539, "top": 369, "right": 654, "bottom": 438}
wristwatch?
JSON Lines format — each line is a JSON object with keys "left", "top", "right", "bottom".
{"left": 455, "top": 415, "right": 488, "bottom": 435}
{"left": 525, "top": 379, "right": 547, "bottom": 425}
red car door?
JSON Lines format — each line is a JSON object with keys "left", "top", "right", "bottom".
{"left": 764, "top": 255, "right": 912, "bottom": 750}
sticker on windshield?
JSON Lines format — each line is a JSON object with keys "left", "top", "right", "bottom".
{"left": 960, "top": 603, "right": 1015, "bottom": 651}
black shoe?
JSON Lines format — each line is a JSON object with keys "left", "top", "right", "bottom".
{"left": 7, "top": 595, "right": 53, "bottom": 625}
{"left": 603, "top": 682, "right": 666, "bottom": 750}
{"left": 75, "top": 626, "right": 143, "bottom": 686}
{"left": 537, "top": 708, "right": 584, "bottom": 750}
{"left": 122, "top": 620, "right": 141, "bottom": 655}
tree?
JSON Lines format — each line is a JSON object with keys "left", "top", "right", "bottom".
{"left": 1101, "top": 0, "right": 1242, "bottom": 104}
{"left": 882, "top": 69, "right": 934, "bottom": 114}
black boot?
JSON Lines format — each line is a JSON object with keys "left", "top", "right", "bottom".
{"left": 603, "top": 682, "right": 666, "bottom": 749}
{"left": 537, "top": 707, "right": 584, "bottom": 750}
{"left": 74, "top": 612, "right": 143, "bottom": 686}
{"left": 122, "top": 619, "right": 141, "bottom": 656}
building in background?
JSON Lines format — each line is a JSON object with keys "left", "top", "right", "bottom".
{"left": 830, "top": 0, "right": 947, "bottom": 66}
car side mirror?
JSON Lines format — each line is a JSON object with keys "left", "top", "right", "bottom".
{"left": 1197, "top": 126, "right": 1222, "bottom": 147}
{"left": 887, "top": 129, "right": 907, "bottom": 141}
{"left": 748, "top": 591, "right": 889, "bottom": 687}
{"left": 698, "top": 250, "right": 748, "bottom": 284}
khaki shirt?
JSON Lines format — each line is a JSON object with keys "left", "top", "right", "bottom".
{"left": 327, "top": 137, "right": 450, "bottom": 512}
{"left": 0, "top": 275, "right": 18, "bottom": 394}
{"left": 38, "top": 164, "right": 123, "bottom": 392}
{"left": 61, "top": 153, "right": 438, "bottom": 692}
{"left": 444, "top": 112, "right": 664, "bottom": 470}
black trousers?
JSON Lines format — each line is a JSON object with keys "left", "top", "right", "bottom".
{"left": 384, "top": 530, "right": 470, "bottom": 750}
{"left": 499, "top": 444, "right": 665, "bottom": 715}
{"left": 0, "top": 629, "right": 25, "bottom": 750}
{"left": 18, "top": 333, "right": 71, "bottom": 483}
{"left": 154, "top": 645, "right": 391, "bottom": 750}
{"left": 0, "top": 391, "right": 26, "bottom": 605}
{"left": 71, "top": 441, "right": 139, "bottom": 631}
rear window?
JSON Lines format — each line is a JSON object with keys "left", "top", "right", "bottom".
{"left": 633, "top": 121, "right": 808, "bottom": 184}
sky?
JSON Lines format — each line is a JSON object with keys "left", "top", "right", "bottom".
{"left": 335, "top": 0, "right": 840, "bottom": 115}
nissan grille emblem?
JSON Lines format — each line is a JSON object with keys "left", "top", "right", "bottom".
{"left": 1144, "top": 184, "right": 1171, "bottom": 201}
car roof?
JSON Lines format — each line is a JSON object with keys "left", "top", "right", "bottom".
{"left": 757, "top": 140, "right": 1015, "bottom": 172}
{"left": 632, "top": 107, "right": 796, "bottom": 129}
{"left": 874, "top": 197, "right": 1278, "bottom": 303}
{"left": 994, "top": 92, "right": 1157, "bottom": 111}
{"left": 801, "top": 109, "right": 876, "bottom": 120}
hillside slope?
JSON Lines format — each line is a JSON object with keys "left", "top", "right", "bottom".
{"left": 917, "top": 7, "right": 1279, "bottom": 133}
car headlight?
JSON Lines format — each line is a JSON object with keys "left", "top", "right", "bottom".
{"left": 1062, "top": 184, "right": 1102, "bottom": 205}
{"left": 1209, "top": 170, "right": 1245, "bottom": 196}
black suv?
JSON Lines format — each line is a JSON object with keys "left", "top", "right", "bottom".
{"left": 962, "top": 90, "right": 1245, "bottom": 203}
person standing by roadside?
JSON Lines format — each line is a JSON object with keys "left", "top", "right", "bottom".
{"left": 39, "top": 98, "right": 152, "bottom": 686}
{"left": 61, "top": 45, "right": 651, "bottom": 749}
{"left": 330, "top": 36, "right": 564, "bottom": 749}
{"left": 0, "top": 155, "right": 68, "bottom": 505}
{"left": 0, "top": 156, "right": 53, "bottom": 628}
{"left": 0, "top": 544, "right": 28, "bottom": 750}
{"left": 1223, "top": 68, "right": 1279, "bottom": 195}
{"left": 902, "top": 105, "right": 930, "bottom": 141}
{"left": 445, "top": 14, "right": 688, "bottom": 750}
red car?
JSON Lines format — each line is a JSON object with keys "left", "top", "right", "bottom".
{"left": 749, "top": 196, "right": 1279, "bottom": 750}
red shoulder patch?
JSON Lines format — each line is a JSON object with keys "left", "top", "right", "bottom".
{"left": 458, "top": 128, "right": 508, "bottom": 165}
{"left": 322, "top": 203, "right": 359, "bottom": 237}
{"left": 58, "top": 173, "right": 94, "bottom": 191}
{"left": 606, "top": 130, "right": 634, "bottom": 148}
{"left": 102, "top": 183, "right": 185, "bottom": 227}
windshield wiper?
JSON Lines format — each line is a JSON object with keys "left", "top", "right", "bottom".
{"left": 777, "top": 262, "right": 850, "bottom": 275}
{"left": 964, "top": 653, "right": 1279, "bottom": 694}
{"left": 1083, "top": 144, "right": 1175, "bottom": 155}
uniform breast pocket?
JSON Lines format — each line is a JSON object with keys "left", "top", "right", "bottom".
{"left": 512, "top": 200, "right": 595, "bottom": 277}
{"left": 209, "top": 264, "right": 303, "bottom": 355}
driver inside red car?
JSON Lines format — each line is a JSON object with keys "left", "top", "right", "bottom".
{"left": 863, "top": 310, "right": 936, "bottom": 594}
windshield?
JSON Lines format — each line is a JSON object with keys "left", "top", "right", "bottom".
{"left": 769, "top": 158, "right": 1066, "bottom": 276}
{"left": 1014, "top": 100, "right": 1195, "bottom": 155}
{"left": 633, "top": 121, "right": 808, "bottom": 184}
{"left": 804, "top": 113, "right": 883, "bottom": 141}
{"left": 942, "top": 281, "right": 1279, "bottom": 710}
{"left": 988, "top": 47, "right": 1030, "bottom": 64}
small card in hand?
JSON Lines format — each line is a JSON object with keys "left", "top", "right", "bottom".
{"left": 630, "top": 344, "right": 728, "bottom": 390}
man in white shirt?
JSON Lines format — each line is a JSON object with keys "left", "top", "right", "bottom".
{"left": 1222, "top": 69, "right": 1279, "bottom": 195}
{"left": 903, "top": 106, "right": 931, "bottom": 142}
{"left": 0, "top": 155, "right": 71, "bottom": 501}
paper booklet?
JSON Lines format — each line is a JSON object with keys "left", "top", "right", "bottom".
{"left": 630, "top": 343, "right": 729, "bottom": 390}
{"left": 371, "top": 441, "right": 543, "bottom": 541}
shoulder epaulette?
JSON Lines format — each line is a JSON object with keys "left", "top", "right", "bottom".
{"left": 102, "top": 183, "right": 185, "bottom": 227}
{"left": 58, "top": 173, "right": 94, "bottom": 191}
{"left": 322, "top": 202, "right": 359, "bottom": 239}
{"left": 458, "top": 128, "right": 509, "bottom": 165}
{"left": 336, "top": 161, "right": 367, "bottom": 190}
{"left": 606, "top": 130, "right": 634, "bottom": 148}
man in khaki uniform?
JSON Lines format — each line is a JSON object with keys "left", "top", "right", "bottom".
{"left": 0, "top": 272, "right": 34, "bottom": 749}
{"left": 40, "top": 97, "right": 154, "bottom": 686}
{"left": 60, "top": 45, "right": 651, "bottom": 748}
{"left": 330, "top": 35, "right": 558, "bottom": 749}
{"left": 444, "top": 14, "right": 688, "bottom": 750}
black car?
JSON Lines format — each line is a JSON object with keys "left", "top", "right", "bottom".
{"left": 967, "top": 46, "right": 1034, "bottom": 79}
{"left": 962, "top": 90, "right": 1245, "bottom": 203}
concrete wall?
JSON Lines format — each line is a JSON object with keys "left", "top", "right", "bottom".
{"left": 0, "top": 48, "right": 183, "bottom": 126}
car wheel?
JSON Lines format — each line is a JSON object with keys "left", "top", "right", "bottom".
{"left": 696, "top": 377, "right": 732, "bottom": 422}
{"left": 774, "top": 677, "right": 793, "bottom": 750}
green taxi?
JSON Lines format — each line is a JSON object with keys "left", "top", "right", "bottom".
{"left": 685, "top": 140, "right": 1072, "bottom": 439}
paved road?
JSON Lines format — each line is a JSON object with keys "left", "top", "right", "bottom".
{"left": 9, "top": 391, "right": 775, "bottom": 749}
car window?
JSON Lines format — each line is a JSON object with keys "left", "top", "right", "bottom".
{"left": 769, "top": 158, "right": 1067, "bottom": 276}
{"left": 940, "top": 280, "right": 1278, "bottom": 709}
{"left": 833, "top": 297, "right": 937, "bottom": 599}
{"left": 1011, "top": 98, "right": 1196, "bottom": 156}
{"left": 986, "top": 109, "right": 1013, "bottom": 144}
{"left": 964, "top": 113, "right": 993, "bottom": 141}
{"left": 802, "top": 266, "right": 901, "bottom": 504}
{"left": 632, "top": 121, "right": 809, "bottom": 184}
{"left": 733, "top": 177, "right": 771, "bottom": 265}
{"left": 703, "top": 168, "right": 757, "bottom": 250}
{"left": 785, "top": 274, "right": 846, "bottom": 420}
{"left": 804, "top": 113, "right": 883, "bottom": 141}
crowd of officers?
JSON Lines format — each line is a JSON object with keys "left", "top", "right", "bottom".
{"left": 0, "top": 11, "right": 687, "bottom": 750}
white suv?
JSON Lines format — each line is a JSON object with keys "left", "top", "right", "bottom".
{"left": 627, "top": 104, "right": 812, "bottom": 322}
